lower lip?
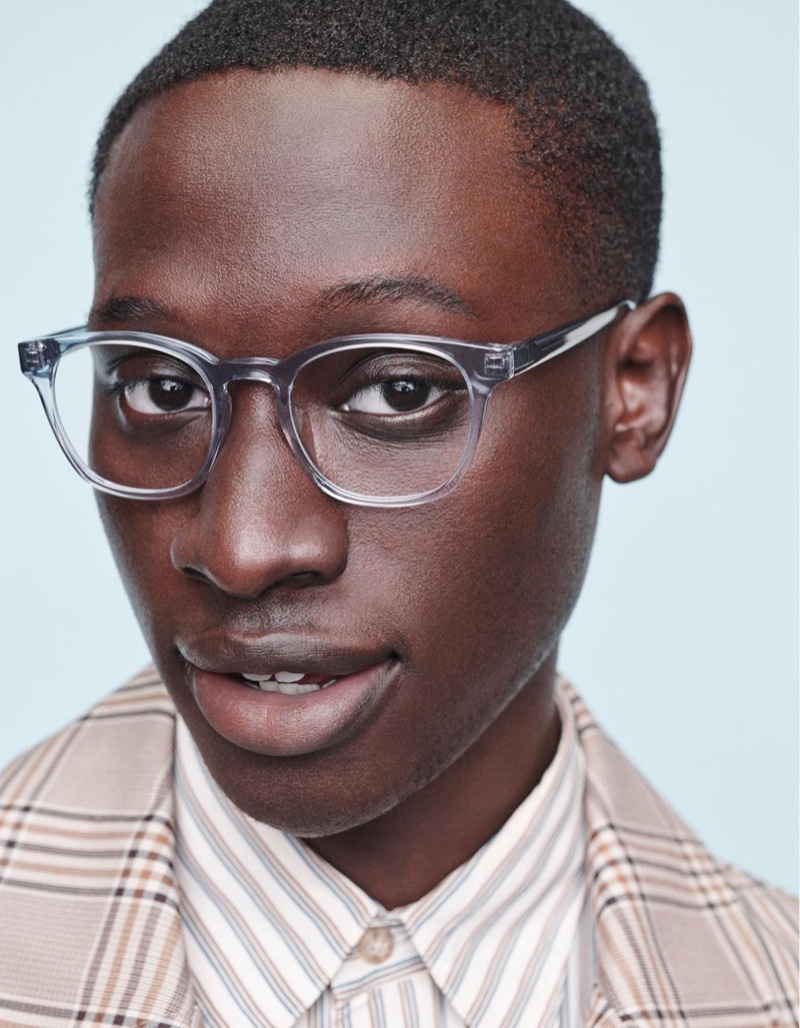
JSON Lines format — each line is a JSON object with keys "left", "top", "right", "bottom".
{"left": 190, "top": 661, "right": 397, "bottom": 757}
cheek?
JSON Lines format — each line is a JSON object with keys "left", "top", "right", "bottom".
{"left": 96, "top": 495, "right": 187, "bottom": 656}
{"left": 352, "top": 358, "right": 603, "bottom": 717}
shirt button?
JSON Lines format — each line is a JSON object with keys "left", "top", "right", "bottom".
{"left": 358, "top": 925, "right": 394, "bottom": 964}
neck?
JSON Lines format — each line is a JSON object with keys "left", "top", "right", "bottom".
{"left": 305, "top": 654, "right": 561, "bottom": 909}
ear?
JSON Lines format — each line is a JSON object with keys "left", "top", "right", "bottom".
{"left": 602, "top": 292, "right": 692, "bottom": 483}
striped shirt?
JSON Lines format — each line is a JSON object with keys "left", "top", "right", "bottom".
{"left": 174, "top": 679, "right": 593, "bottom": 1027}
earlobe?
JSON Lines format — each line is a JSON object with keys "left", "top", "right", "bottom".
{"left": 602, "top": 293, "right": 692, "bottom": 484}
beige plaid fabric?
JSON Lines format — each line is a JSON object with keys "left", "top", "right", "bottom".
{"left": 0, "top": 668, "right": 796, "bottom": 1028}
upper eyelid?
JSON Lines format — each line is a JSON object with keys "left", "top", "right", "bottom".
{"left": 103, "top": 351, "right": 202, "bottom": 373}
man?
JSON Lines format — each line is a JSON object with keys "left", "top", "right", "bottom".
{"left": 2, "top": 1, "right": 797, "bottom": 1025}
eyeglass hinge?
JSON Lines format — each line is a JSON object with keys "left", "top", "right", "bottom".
{"left": 20, "top": 340, "right": 50, "bottom": 374}
{"left": 483, "top": 351, "right": 513, "bottom": 379}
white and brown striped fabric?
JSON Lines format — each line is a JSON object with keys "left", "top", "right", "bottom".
{"left": 0, "top": 668, "right": 796, "bottom": 1027}
{"left": 173, "top": 679, "right": 591, "bottom": 1027}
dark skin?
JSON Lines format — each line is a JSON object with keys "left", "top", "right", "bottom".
{"left": 92, "top": 68, "right": 691, "bottom": 908}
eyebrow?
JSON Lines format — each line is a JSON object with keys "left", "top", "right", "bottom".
{"left": 89, "top": 275, "right": 479, "bottom": 328}
{"left": 318, "top": 276, "right": 478, "bottom": 319}
{"left": 88, "top": 296, "right": 171, "bottom": 325}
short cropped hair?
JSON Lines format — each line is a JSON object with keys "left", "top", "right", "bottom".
{"left": 92, "top": 0, "right": 662, "bottom": 303}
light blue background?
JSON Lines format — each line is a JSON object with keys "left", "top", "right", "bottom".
{"left": 1, "top": 2, "right": 797, "bottom": 892}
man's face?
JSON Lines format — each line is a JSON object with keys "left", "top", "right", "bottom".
{"left": 93, "top": 68, "right": 605, "bottom": 835}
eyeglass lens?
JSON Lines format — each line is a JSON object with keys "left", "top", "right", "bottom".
{"left": 53, "top": 340, "right": 475, "bottom": 498}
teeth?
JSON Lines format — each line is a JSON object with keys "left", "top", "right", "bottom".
{"left": 259, "top": 681, "right": 321, "bottom": 695}
{"left": 241, "top": 670, "right": 305, "bottom": 683}
{"left": 239, "top": 670, "right": 338, "bottom": 695}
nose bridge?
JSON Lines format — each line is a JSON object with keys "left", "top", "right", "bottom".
{"left": 215, "top": 357, "right": 292, "bottom": 462}
{"left": 176, "top": 358, "right": 348, "bottom": 599}
{"left": 207, "top": 393, "right": 298, "bottom": 508}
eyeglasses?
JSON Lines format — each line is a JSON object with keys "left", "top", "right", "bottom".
{"left": 18, "top": 300, "right": 633, "bottom": 508}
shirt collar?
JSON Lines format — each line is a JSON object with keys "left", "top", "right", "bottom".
{"left": 175, "top": 727, "right": 379, "bottom": 1026}
{"left": 174, "top": 678, "right": 586, "bottom": 1027}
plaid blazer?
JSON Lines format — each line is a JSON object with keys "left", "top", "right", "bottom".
{"left": 0, "top": 669, "right": 796, "bottom": 1028}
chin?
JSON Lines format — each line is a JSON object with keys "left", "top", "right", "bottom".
{"left": 211, "top": 764, "right": 405, "bottom": 838}
{"left": 198, "top": 731, "right": 444, "bottom": 839}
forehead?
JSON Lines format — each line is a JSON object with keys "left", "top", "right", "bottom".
{"left": 93, "top": 67, "right": 579, "bottom": 343}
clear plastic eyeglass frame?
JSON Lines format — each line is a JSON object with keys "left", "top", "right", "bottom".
{"left": 18, "top": 299, "right": 634, "bottom": 508}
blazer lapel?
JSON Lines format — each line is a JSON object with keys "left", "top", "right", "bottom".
{"left": 0, "top": 670, "right": 200, "bottom": 1027}
{"left": 568, "top": 678, "right": 798, "bottom": 1028}
{"left": 575, "top": 678, "right": 690, "bottom": 1025}
{"left": 73, "top": 675, "right": 201, "bottom": 1026}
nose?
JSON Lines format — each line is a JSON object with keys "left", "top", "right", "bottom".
{"left": 170, "top": 386, "right": 349, "bottom": 598}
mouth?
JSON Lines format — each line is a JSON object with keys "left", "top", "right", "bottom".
{"left": 179, "top": 640, "right": 399, "bottom": 757}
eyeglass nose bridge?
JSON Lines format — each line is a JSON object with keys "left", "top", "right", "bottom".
{"left": 221, "top": 356, "right": 283, "bottom": 389}
{"left": 216, "top": 355, "right": 294, "bottom": 413}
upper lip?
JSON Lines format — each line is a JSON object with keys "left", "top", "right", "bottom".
{"left": 177, "top": 633, "right": 395, "bottom": 679}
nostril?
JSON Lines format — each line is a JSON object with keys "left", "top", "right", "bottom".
{"left": 287, "top": 571, "right": 324, "bottom": 586}
{"left": 181, "top": 566, "right": 208, "bottom": 583}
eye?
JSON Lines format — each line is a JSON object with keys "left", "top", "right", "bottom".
{"left": 332, "top": 351, "right": 467, "bottom": 417}
{"left": 342, "top": 376, "right": 449, "bottom": 415}
{"left": 99, "top": 350, "right": 212, "bottom": 419}
{"left": 121, "top": 376, "right": 210, "bottom": 416}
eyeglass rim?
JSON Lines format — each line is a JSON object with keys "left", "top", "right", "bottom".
{"left": 18, "top": 299, "right": 635, "bottom": 508}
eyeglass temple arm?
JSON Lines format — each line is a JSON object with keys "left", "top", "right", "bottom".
{"left": 508, "top": 300, "right": 635, "bottom": 377}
